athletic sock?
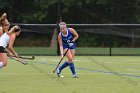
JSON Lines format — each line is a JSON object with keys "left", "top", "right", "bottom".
{"left": 0, "top": 62, "right": 4, "bottom": 68}
{"left": 59, "top": 61, "right": 69, "bottom": 71}
{"left": 57, "top": 61, "right": 69, "bottom": 77}
{"left": 69, "top": 62, "right": 76, "bottom": 75}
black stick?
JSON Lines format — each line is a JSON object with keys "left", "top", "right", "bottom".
{"left": 7, "top": 54, "right": 35, "bottom": 60}
{"left": 9, "top": 56, "right": 28, "bottom": 65}
{"left": 53, "top": 48, "right": 69, "bottom": 73}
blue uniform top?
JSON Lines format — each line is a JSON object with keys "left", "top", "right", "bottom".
{"left": 61, "top": 28, "right": 76, "bottom": 49}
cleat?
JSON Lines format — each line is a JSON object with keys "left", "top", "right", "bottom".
{"left": 73, "top": 75, "right": 78, "bottom": 78}
{"left": 57, "top": 73, "right": 61, "bottom": 77}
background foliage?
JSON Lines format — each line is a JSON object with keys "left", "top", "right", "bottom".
{"left": 0, "top": 0, "right": 140, "bottom": 24}
{"left": 0, "top": 0, "right": 140, "bottom": 48}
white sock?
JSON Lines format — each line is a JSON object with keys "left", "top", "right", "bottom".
{"left": 0, "top": 62, "right": 4, "bottom": 68}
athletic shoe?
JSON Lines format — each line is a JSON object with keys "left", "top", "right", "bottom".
{"left": 73, "top": 74, "right": 78, "bottom": 78}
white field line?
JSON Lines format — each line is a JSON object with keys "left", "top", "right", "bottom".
{"left": 103, "top": 60, "right": 140, "bottom": 64}
{"left": 128, "top": 60, "right": 140, "bottom": 62}
{"left": 127, "top": 69, "right": 140, "bottom": 72}
{"left": 0, "top": 73, "right": 94, "bottom": 75}
{"left": 106, "top": 62, "right": 113, "bottom": 63}
{"left": 39, "top": 58, "right": 79, "bottom": 62}
{"left": 0, "top": 72, "right": 135, "bottom": 75}
{"left": 120, "top": 73, "right": 135, "bottom": 75}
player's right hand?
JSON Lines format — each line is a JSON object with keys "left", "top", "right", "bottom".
{"left": 14, "top": 53, "right": 19, "bottom": 58}
{"left": 61, "top": 54, "right": 64, "bottom": 58}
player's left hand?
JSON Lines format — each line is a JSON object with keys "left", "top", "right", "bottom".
{"left": 68, "top": 42, "right": 74, "bottom": 47}
{"left": 67, "top": 40, "right": 74, "bottom": 47}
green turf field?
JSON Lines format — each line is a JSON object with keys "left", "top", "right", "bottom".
{"left": 14, "top": 47, "right": 140, "bottom": 55}
{"left": 0, "top": 56, "right": 140, "bottom": 93}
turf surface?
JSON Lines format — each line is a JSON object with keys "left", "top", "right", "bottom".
{"left": 14, "top": 47, "right": 140, "bottom": 55}
{"left": 0, "top": 56, "right": 140, "bottom": 93}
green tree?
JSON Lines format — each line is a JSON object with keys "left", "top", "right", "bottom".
{"left": 0, "top": 0, "right": 140, "bottom": 23}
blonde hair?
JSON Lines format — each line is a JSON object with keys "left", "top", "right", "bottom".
{"left": 9, "top": 25, "right": 21, "bottom": 33}
{"left": 59, "top": 22, "right": 66, "bottom": 26}
{"left": 14, "top": 26, "right": 21, "bottom": 32}
{"left": 0, "top": 13, "right": 7, "bottom": 26}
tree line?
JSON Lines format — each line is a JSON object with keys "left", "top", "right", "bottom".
{"left": 0, "top": 0, "right": 140, "bottom": 24}
{"left": 0, "top": 0, "right": 140, "bottom": 47}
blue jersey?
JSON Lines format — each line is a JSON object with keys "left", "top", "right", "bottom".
{"left": 61, "top": 28, "right": 76, "bottom": 49}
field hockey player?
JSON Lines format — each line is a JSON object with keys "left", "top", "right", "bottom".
{"left": 57, "top": 22, "right": 79, "bottom": 78}
{"left": 0, "top": 25, "right": 21, "bottom": 68}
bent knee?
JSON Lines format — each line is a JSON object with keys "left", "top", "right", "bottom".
{"left": 68, "top": 58, "right": 74, "bottom": 62}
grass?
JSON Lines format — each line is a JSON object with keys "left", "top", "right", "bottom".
{"left": 14, "top": 47, "right": 140, "bottom": 55}
{"left": 0, "top": 56, "right": 140, "bottom": 93}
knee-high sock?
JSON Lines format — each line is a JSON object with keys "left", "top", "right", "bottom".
{"left": 69, "top": 62, "right": 76, "bottom": 75}
{"left": 0, "top": 62, "right": 4, "bottom": 68}
{"left": 59, "top": 61, "right": 69, "bottom": 71}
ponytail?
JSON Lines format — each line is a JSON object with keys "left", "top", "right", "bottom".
{"left": 1, "top": 13, "right": 7, "bottom": 19}
{"left": 0, "top": 13, "right": 7, "bottom": 26}
{"left": 13, "top": 26, "right": 21, "bottom": 32}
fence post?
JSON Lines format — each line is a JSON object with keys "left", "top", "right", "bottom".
{"left": 57, "top": 0, "right": 61, "bottom": 55}
{"left": 109, "top": 34, "right": 112, "bottom": 56}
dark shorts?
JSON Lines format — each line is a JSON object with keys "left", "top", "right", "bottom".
{"left": 0, "top": 46, "right": 6, "bottom": 53}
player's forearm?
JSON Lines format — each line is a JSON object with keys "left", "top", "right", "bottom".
{"left": 72, "top": 35, "right": 79, "bottom": 42}
{"left": 59, "top": 46, "right": 64, "bottom": 55}
{"left": 8, "top": 47, "right": 17, "bottom": 56}
{"left": 5, "top": 48, "right": 11, "bottom": 55}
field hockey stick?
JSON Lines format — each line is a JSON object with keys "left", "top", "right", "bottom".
{"left": 9, "top": 56, "right": 28, "bottom": 65}
{"left": 11, "top": 55, "right": 35, "bottom": 60}
{"left": 5, "top": 49, "right": 28, "bottom": 65}
{"left": 20, "top": 56, "right": 35, "bottom": 60}
{"left": 19, "top": 56, "right": 35, "bottom": 60}
{"left": 53, "top": 48, "right": 70, "bottom": 73}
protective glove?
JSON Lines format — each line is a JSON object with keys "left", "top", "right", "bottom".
{"left": 67, "top": 40, "right": 74, "bottom": 48}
